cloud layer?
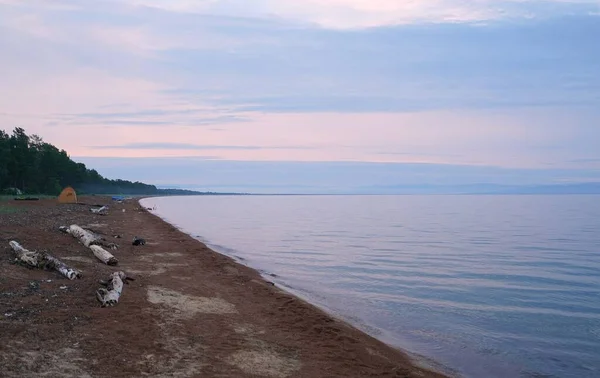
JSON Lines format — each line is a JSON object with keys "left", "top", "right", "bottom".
{"left": 1, "top": 0, "right": 599, "bottom": 191}
{"left": 110, "top": 0, "right": 600, "bottom": 28}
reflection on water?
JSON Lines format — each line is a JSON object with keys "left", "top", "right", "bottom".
{"left": 141, "top": 195, "right": 600, "bottom": 378}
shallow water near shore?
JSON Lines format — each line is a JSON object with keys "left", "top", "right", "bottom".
{"left": 141, "top": 195, "right": 600, "bottom": 378}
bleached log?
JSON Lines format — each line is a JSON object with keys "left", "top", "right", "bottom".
{"left": 8, "top": 241, "right": 82, "bottom": 280}
{"left": 9, "top": 241, "right": 40, "bottom": 266}
{"left": 62, "top": 224, "right": 98, "bottom": 247}
{"left": 60, "top": 225, "right": 119, "bottom": 265}
{"left": 43, "top": 254, "right": 83, "bottom": 280}
{"left": 96, "top": 271, "right": 127, "bottom": 307}
{"left": 60, "top": 224, "right": 118, "bottom": 249}
{"left": 89, "top": 245, "right": 118, "bottom": 266}
{"left": 90, "top": 205, "right": 108, "bottom": 215}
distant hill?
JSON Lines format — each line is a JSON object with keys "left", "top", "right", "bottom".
{"left": 0, "top": 127, "right": 215, "bottom": 196}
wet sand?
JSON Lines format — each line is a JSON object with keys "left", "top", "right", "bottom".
{"left": 0, "top": 197, "right": 448, "bottom": 378}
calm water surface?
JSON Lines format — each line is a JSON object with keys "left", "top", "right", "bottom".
{"left": 140, "top": 195, "right": 600, "bottom": 378}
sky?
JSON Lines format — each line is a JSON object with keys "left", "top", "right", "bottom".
{"left": 1, "top": 0, "right": 599, "bottom": 193}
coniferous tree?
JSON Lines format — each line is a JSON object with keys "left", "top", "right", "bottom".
{"left": 0, "top": 127, "right": 158, "bottom": 195}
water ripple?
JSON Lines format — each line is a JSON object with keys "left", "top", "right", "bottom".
{"left": 142, "top": 195, "right": 600, "bottom": 378}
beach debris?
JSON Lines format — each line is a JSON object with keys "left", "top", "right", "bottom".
{"left": 132, "top": 236, "right": 146, "bottom": 246}
{"left": 8, "top": 241, "right": 83, "bottom": 280}
{"left": 90, "top": 205, "right": 108, "bottom": 215}
{"left": 43, "top": 254, "right": 83, "bottom": 279}
{"left": 96, "top": 271, "right": 134, "bottom": 307}
{"left": 59, "top": 225, "right": 118, "bottom": 266}
{"left": 60, "top": 225, "right": 118, "bottom": 250}
{"left": 89, "top": 245, "right": 118, "bottom": 266}
{"left": 60, "top": 286, "right": 67, "bottom": 290}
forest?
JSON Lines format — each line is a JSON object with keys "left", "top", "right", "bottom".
{"left": 0, "top": 127, "right": 201, "bottom": 195}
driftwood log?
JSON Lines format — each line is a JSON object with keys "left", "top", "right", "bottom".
{"left": 59, "top": 225, "right": 117, "bottom": 248}
{"left": 8, "top": 240, "right": 38, "bottom": 266}
{"left": 90, "top": 205, "right": 108, "bottom": 215}
{"left": 60, "top": 225, "right": 118, "bottom": 265}
{"left": 89, "top": 245, "right": 118, "bottom": 266}
{"left": 97, "top": 271, "right": 133, "bottom": 307}
{"left": 8, "top": 241, "right": 82, "bottom": 280}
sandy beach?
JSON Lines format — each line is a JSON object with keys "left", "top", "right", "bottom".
{"left": 0, "top": 197, "right": 447, "bottom": 378}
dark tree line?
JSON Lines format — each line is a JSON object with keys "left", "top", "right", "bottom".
{"left": 0, "top": 127, "right": 163, "bottom": 195}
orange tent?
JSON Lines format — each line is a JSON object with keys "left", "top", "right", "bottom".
{"left": 58, "top": 186, "right": 77, "bottom": 204}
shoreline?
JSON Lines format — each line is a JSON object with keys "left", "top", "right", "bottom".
{"left": 189, "top": 237, "right": 450, "bottom": 376}
{"left": 1, "top": 196, "right": 448, "bottom": 377}
{"left": 139, "top": 196, "right": 452, "bottom": 377}
{"left": 141, "top": 197, "right": 456, "bottom": 377}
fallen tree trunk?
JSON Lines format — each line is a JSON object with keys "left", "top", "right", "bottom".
{"left": 60, "top": 225, "right": 98, "bottom": 247}
{"left": 60, "top": 225, "right": 118, "bottom": 265}
{"left": 9, "top": 241, "right": 40, "bottom": 266}
{"left": 59, "top": 225, "right": 118, "bottom": 249}
{"left": 96, "top": 271, "right": 130, "bottom": 307}
{"left": 8, "top": 241, "right": 82, "bottom": 280}
{"left": 42, "top": 254, "right": 83, "bottom": 280}
{"left": 89, "top": 245, "right": 118, "bottom": 266}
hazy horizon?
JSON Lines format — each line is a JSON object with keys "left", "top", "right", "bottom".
{"left": 2, "top": 0, "right": 599, "bottom": 193}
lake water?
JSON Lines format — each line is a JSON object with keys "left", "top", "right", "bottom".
{"left": 140, "top": 195, "right": 600, "bottom": 378}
